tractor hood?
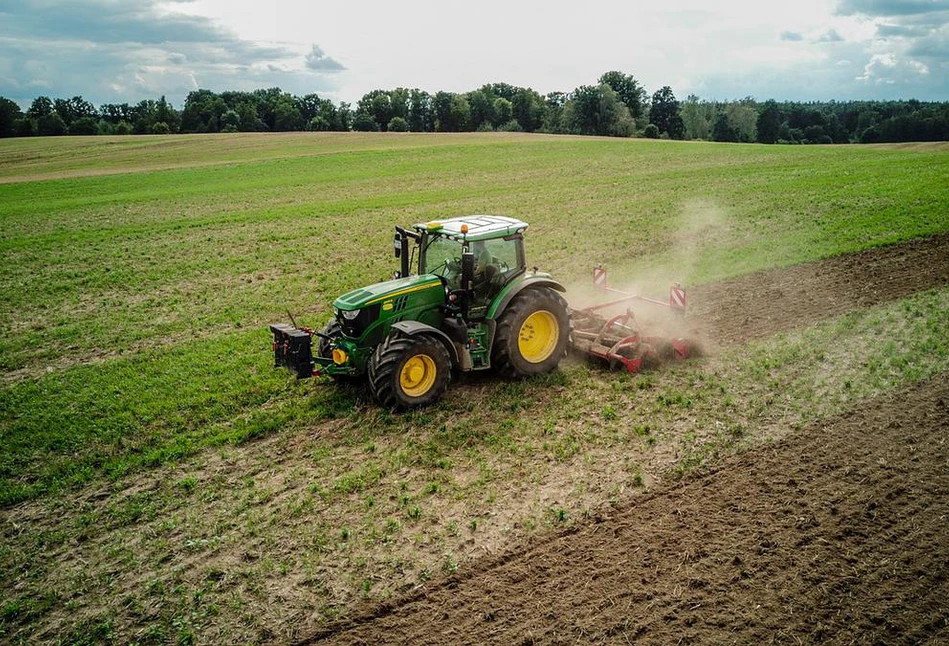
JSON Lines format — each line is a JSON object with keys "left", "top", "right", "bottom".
{"left": 333, "top": 274, "right": 444, "bottom": 311}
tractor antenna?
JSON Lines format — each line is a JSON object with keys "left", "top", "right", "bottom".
{"left": 287, "top": 310, "right": 299, "bottom": 329}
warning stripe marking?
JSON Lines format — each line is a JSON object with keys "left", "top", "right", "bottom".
{"left": 593, "top": 267, "right": 607, "bottom": 288}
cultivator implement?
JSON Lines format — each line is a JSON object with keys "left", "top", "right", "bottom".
{"left": 569, "top": 265, "right": 691, "bottom": 373}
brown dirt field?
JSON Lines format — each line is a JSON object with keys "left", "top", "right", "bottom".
{"left": 687, "top": 232, "right": 949, "bottom": 347}
{"left": 301, "top": 375, "right": 949, "bottom": 645}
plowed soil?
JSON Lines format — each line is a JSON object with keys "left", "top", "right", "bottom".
{"left": 302, "top": 377, "right": 949, "bottom": 645}
{"left": 690, "top": 232, "right": 949, "bottom": 346}
{"left": 299, "top": 234, "right": 949, "bottom": 645}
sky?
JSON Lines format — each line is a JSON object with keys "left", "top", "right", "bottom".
{"left": 1, "top": 0, "right": 947, "bottom": 109}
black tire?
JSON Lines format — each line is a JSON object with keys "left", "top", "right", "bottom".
{"left": 492, "top": 287, "right": 570, "bottom": 378}
{"left": 318, "top": 320, "right": 358, "bottom": 384}
{"left": 368, "top": 334, "right": 451, "bottom": 410}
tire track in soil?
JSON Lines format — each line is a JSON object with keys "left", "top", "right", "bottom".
{"left": 300, "top": 376, "right": 949, "bottom": 646}
{"left": 688, "top": 232, "right": 949, "bottom": 347}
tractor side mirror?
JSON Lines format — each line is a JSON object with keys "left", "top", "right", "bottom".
{"left": 461, "top": 251, "right": 475, "bottom": 291}
{"left": 394, "top": 227, "right": 410, "bottom": 277}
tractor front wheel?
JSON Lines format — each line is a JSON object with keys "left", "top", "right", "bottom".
{"left": 368, "top": 334, "right": 451, "bottom": 409}
{"left": 492, "top": 287, "right": 570, "bottom": 378}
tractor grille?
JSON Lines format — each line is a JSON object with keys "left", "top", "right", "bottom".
{"left": 337, "top": 303, "right": 380, "bottom": 338}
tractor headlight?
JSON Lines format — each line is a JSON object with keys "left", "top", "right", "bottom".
{"left": 341, "top": 308, "right": 360, "bottom": 321}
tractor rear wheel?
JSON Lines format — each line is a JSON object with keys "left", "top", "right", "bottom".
{"left": 368, "top": 334, "right": 451, "bottom": 409}
{"left": 492, "top": 287, "right": 570, "bottom": 378}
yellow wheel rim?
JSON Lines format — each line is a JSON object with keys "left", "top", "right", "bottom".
{"left": 399, "top": 354, "right": 437, "bottom": 397}
{"left": 518, "top": 310, "right": 559, "bottom": 363}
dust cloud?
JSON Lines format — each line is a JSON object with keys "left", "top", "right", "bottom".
{"left": 564, "top": 199, "right": 727, "bottom": 354}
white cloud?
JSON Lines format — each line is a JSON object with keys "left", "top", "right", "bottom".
{"left": 857, "top": 51, "right": 930, "bottom": 82}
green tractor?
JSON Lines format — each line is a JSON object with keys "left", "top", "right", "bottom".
{"left": 270, "top": 215, "right": 570, "bottom": 409}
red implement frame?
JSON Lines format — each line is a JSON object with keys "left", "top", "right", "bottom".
{"left": 571, "top": 265, "right": 689, "bottom": 373}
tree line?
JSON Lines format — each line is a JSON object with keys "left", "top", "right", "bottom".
{"left": 2, "top": 71, "right": 947, "bottom": 144}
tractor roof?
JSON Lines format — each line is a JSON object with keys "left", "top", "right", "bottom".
{"left": 413, "top": 215, "right": 528, "bottom": 242}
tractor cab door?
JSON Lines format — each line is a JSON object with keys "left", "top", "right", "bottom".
{"left": 469, "top": 235, "right": 524, "bottom": 307}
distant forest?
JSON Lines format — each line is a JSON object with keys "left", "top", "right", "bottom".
{"left": 2, "top": 71, "right": 948, "bottom": 144}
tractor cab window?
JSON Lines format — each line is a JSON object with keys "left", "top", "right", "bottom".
{"left": 470, "top": 237, "right": 521, "bottom": 301}
{"left": 422, "top": 236, "right": 464, "bottom": 288}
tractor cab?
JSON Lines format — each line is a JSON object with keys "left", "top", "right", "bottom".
{"left": 397, "top": 215, "right": 528, "bottom": 316}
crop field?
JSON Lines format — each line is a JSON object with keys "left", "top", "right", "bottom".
{"left": 1, "top": 132, "right": 948, "bottom": 644}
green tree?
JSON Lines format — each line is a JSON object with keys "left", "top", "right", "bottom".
{"left": 387, "top": 116, "right": 409, "bottom": 132}
{"left": 649, "top": 86, "right": 685, "bottom": 139}
{"left": 54, "top": 96, "right": 97, "bottom": 126}
{"left": 511, "top": 88, "right": 545, "bottom": 132}
{"left": 114, "top": 120, "right": 133, "bottom": 135}
{"left": 0, "top": 97, "right": 23, "bottom": 137}
{"left": 154, "top": 96, "right": 179, "bottom": 132}
{"left": 27, "top": 96, "right": 54, "bottom": 120}
{"left": 36, "top": 112, "right": 67, "bottom": 136}
{"left": 408, "top": 89, "right": 433, "bottom": 132}
{"left": 756, "top": 100, "right": 781, "bottom": 144}
{"left": 150, "top": 121, "right": 171, "bottom": 135}
{"left": 643, "top": 123, "right": 659, "bottom": 138}
{"left": 541, "top": 92, "right": 567, "bottom": 133}
{"left": 681, "top": 94, "right": 711, "bottom": 140}
{"left": 712, "top": 112, "right": 738, "bottom": 142}
{"left": 466, "top": 88, "right": 496, "bottom": 131}
{"left": 67, "top": 116, "right": 98, "bottom": 135}
{"left": 488, "top": 82, "right": 517, "bottom": 101}
{"left": 492, "top": 97, "right": 513, "bottom": 127}
{"left": 564, "top": 85, "right": 600, "bottom": 135}
{"left": 307, "top": 116, "right": 329, "bottom": 131}
{"left": 356, "top": 90, "right": 392, "bottom": 131}
{"left": 370, "top": 93, "right": 393, "bottom": 130}
{"left": 390, "top": 88, "right": 410, "bottom": 121}
{"left": 599, "top": 71, "right": 647, "bottom": 121}
{"left": 296, "top": 93, "right": 323, "bottom": 124}
{"left": 303, "top": 98, "right": 341, "bottom": 131}
{"left": 221, "top": 109, "right": 241, "bottom": 132}
{"left": 726, "top": 102, "right": 757, "bottom": 142}
{"left": 15, "top": 118, "right": 34, "bottom": 136}
{"left": 99, "top": 103, "right": 132, "bottom": 124}
{"left": 252, "top": 87, "right": 286, "bottom": 130}
{"left": 181, "top": 89, "right": 227, "bottom": 132}
{"left": 129, "top": 99, "right": 158, "bottom": 134}
{"left": 273, "top": 98, "right": 303, "bottom": 131}
{"left": 433, "top": 92, "right": 470, "bottom": 132}
{"left": 352, "top": 112, "right": 378, "bottom": 131}
{"left": 337, "top": 102, "right": 353, "bottom": 131}
{"left": 235, "top": 101, "right": 265, "bottom": 131}
{"left": 564, "top": 84, "right": 633, "bottom": 137}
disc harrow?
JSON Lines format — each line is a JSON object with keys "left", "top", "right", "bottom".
{"left": 569, "top": 265, "right": 692, "bottom": 373}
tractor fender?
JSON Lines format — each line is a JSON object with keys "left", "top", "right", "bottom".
{"left": 389, "top": 321, "right": 460, "bottom": 366}
{"left": 486, "top": 276, "right": 567, "bottom": 321}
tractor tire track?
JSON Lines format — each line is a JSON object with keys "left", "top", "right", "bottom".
{"left": 689, "top": 232, "right": 949, "bottom": 346}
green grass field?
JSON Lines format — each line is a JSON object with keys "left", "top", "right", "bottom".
{"left": 1, "top": 132, "right": 948, "bottom": 643}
